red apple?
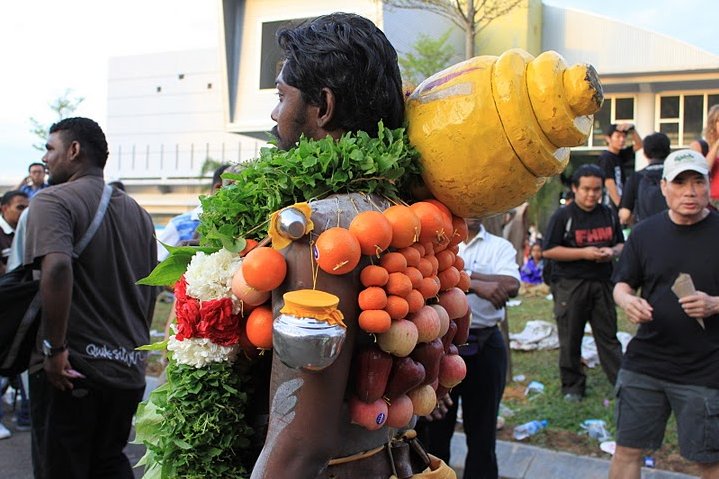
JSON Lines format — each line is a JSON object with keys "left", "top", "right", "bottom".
{"left": 407, "top": 384, "right": 437, "bottom": 416}
{"left": 453, "top": 310, "right": 471, "bottom": 346}
{"left": 386, "top": 394, "right": 414, "bottom": 428}
{"left": 349, "top": 396, "right": 388, "bottom": 431}
{"left": 377, "top": 319, "right": 418, "bottom": 357}
{"left": 430, "top": 304, "right": 450, "bottom": 338}
{"left": 408, "top": 305, "right": 441, "bottom": 343}
{"left": 385, "top": 357, "right": 426, "bottom": 399}
{"left": 441, "top": 320, "right": 458, "bottom": 353}
{"left": 411, "top": 338, "right": 444, "bottom": 386}
{"left": 438, "top": 354, "right": 467, "bottom": 389}
{"left": 354, "top": 345, "right": 393, "bottom": 403}
{"left": 438, "top": 287, "right": 469, "bottom": 319}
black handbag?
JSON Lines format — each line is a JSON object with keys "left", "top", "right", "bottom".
{"left": 0, "top": 183, "right": 113, "bottom": 376}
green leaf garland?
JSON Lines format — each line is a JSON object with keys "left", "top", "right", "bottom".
{"left": 197, "top": 123, "right": 420, "bottom": 248}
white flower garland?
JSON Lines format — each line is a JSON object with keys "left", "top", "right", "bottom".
{"left": 167, "top": 334, "right": 239, "bottom": 368}
{"left": 185, "top": 248, "right": 243, "bottom": 312}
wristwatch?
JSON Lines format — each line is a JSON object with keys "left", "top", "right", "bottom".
{"left": 42, "top": 339, "right": 68, "bottom": 357}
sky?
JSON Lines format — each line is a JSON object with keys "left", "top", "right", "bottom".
{"left": 1, "top": 0, "right": 717, "bottom": 183}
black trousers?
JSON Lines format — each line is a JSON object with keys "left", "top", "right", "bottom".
{"left": 552, "top": 277, "right": 622, "bottom": 396}
{"left": 418, "top": 326, "right": 507, "bottom": 479}
{"left": 29, "top": 370, "right": 143, "bottom": 479}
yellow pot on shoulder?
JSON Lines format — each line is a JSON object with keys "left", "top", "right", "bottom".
{"left": 406, "top": 49, "right": 603, "bottom": 218}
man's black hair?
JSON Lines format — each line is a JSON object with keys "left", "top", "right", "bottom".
{"left": 277, "top": 12, "right": 404, "bottom": 137}
{"left": 642, "top": 132, "right": 670, "bottom": 161}
{"left": 1, "top": 190, "right": 29, "bottom": 206}
{"left": 28, "top": 162, "right": 44, "bottom": 172}
{"left": 212, "top": 164, "right": 231, "bottom": 186}
{"left": 49, "top": 117, "right": 109, "bottom": 168}
{"left": 571, "top": 164, "right": 605, "bottom": 186}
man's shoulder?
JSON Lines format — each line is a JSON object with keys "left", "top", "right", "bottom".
{"left": 310, "top": 193, "right": 390, "bottom": 231}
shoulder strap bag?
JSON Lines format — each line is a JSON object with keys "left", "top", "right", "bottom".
{"left": 0, "top": 183, "right": 113, "bottom": 376}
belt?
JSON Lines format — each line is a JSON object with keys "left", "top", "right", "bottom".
{"left": 319, "top": 430, "right": 432, "bottom": 479}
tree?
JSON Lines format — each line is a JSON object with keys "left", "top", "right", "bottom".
{"left": 385, "top": 0, "right": 524, "bottom": 59}
{"left": 29, "top": 89, "right": 85, "bottom": 151}
{"left": 399, "top": 29, "right": 457, "bottom": 85}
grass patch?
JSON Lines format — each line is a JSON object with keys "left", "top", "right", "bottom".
{"left": 501, "top": 294, "right": 693, "bottom": 474}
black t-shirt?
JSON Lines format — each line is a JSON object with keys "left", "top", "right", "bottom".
{"left": 598, "top": 146, "right": 635, "bottom": 206}
{"left": 612, "top": 211, "right": 719, "bottom": 388}
{"left": 25, "top": 175, "right": 158, "bottom": 389}
{"left": 619, "top": 163, "right": 667, "bottom": 222}
{"left": 543, "top": 202, "right": 624, "bottom": 281}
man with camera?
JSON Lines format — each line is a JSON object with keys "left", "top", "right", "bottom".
{"left": 598, "top": 123, "right": 643, "bottom": 216}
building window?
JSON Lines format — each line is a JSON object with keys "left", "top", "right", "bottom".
{"left": 156, "top": 86, "right": 162, "bottom": 93}
{"left": 657, "top": 93, "right": 719, "bottom": 146}
{"left": 207, "top": 83, "right": 213, "bottom": 90}
{"left": 178, "top": 74, "right": 185, "bottom": 80}
{"left": 588, "top": 96, "right": 637, "bottom": 148}
{"left": 259, "top": 18, "right": 311, "bottom": 90}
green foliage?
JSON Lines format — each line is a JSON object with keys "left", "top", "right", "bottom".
{"left": 137, "top": 243, "right": 220, "bottom": 287}
{"left": 29, "top": 89, "right": 85, "bottom": 151}
{"left": 399, "top": 30, "right": 457, "bottom": 85}
{"left": 197, "top": 123, "right": 421, "bottom": 249}
{"left": 134, "top": 359, "right": 255, "bottom": 479}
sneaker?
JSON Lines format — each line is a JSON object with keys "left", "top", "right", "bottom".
{"left": 0, "top": 423, "right": 11, "bottom": 440}
{"left": 563, "top": 393, "right": 583, "bottom": 403}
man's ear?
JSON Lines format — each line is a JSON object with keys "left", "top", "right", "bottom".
{"left": 68, "top": 140, "right": 81, "bottom": 161}
{"left": 316, "top": 88, "right": 336, "bottom": 129}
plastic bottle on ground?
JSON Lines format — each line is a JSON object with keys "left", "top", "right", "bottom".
{"left": 512, "top": 419, "right": 548, "bottom": 440}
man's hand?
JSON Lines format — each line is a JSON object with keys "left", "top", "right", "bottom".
{"left": 582, "top": 246, "right": 610, "bottom": 263}
{"left": 596, "top": 247, "right": 615, "bottom": 263}
{"left": 620, "top": 296, "right": 653, "bottom": 324}
{"left": 473, "top": 281, "right": 511, "bottom": 309}
{"left": 44, "top": 350, "right": 85, "bottom": 391}
{"left": 422, "top": 393, "right": 453, "bottom": 422}
{"left": 679, "top": 292, "right": 719, "bottom": 319}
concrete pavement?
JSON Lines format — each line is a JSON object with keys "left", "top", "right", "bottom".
{"left": 1, "top": 392, "right": 698, "bottom": 479}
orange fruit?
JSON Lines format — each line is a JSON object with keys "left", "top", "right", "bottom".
{"left": 349, "top": 210, "right": 393, "bottom": 257}
{"left": 239, "top": 238, "right": 259, "bottom": 257}
{"left": 436, "top": 250, "right": 456, "bottom": 272}
{"left": 360, "top": 265, "right": 390, "bottom": 287}
{"left": 358, "top": 310, "right": 392, "bottom": 333}
{"left": 242, "top": 247, "right": 287, "bottom": 292}
{"left": 386, "top": 272, "right": 413, "bottom": 298}
{"left": 379, "top": 252, "right": 407, "bottom": 273}
{"left": 453, "top": 255, "right": 465, "bottom": 271}
{"left": 418, "top": 276, "right": 441, "bottom": 299}
{"left": 246, "top": 305, "right": 274, "bottom": 349}
{"left": 315, "top": 227, "right": 362, "bottom": 275}
{"left": 438, "top": 267, "right": 461, "bottom": 291}
{"left": 450, "top": 216, "right": 469, "bottom": 246}
{"left": 385, "top": 295, "right": 410, "bottom": 320}
{"left": 426, "top": 255, "right": 439, "bottom": 276}
{"left": 425, "top": 199, "right": 453, "bottom": 223}
{"left": 358, "top": 287, "right": 388, "bottom": 310}
{"left": 405, "top": 266, "right": 423, "bottom": 289}
{"left": 406, "top": 289, "right": 425, "bottom": 314}
{"left": 457, "top": 270, "right": 471, "bottom": 292}
{"left": 410, "top": 202, "right": 448, "bottom": 244}
{"left": 383, "top": 205, "right": 421, "bottom": 249}
{"left": 398, "top": 247, "right": 421, "bottom": 268}
{"left": 410, "top": 243, "right": 426, "bottom": 257}
{"left": 417, "top": 257, "right": 433, "bottom": 278}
